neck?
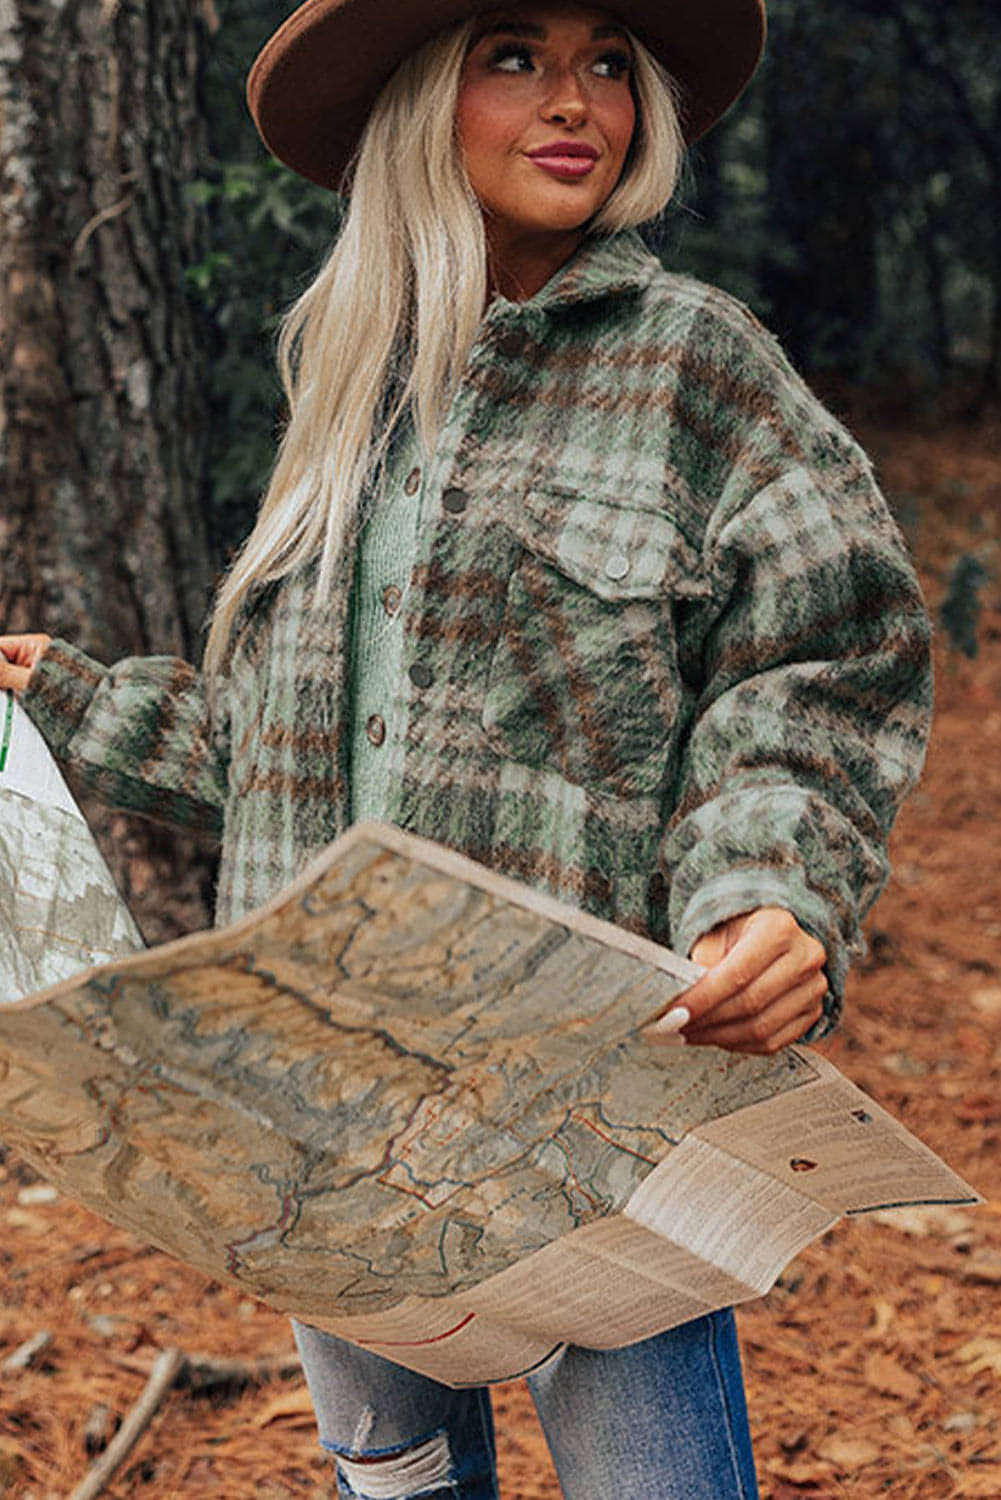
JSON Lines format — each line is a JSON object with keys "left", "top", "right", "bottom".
{"left": 484, "top": 222, "right": 587, "bottom": 302}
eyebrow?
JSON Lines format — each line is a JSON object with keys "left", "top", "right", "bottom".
{"left": 478, "top": 21, "right": 631, "bottom": 42}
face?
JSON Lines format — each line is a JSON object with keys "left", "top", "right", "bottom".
{"left": 457, "top": 4, "right": 637, "bottom": 252}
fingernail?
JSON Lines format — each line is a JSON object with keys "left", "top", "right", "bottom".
{"left": 652, "top": 1005, "right": 691, "bottom": 1036}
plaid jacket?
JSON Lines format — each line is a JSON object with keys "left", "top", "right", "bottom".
{"left": 25, "top": 232, "right": 932, "bottom": 1030}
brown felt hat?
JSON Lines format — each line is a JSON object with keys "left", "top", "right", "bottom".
{"left": 248, "top": 0, "right": 766, "bottom": 190}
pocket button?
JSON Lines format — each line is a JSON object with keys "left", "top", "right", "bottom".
{"left": 604, "top": 553, "right": 631, "bottom": 581}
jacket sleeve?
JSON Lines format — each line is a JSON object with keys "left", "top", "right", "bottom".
{"left": 659, "top": 318, "right": 932, "bottom": 1035}
{"left": 22, "top": 638, "right": 228, "bottom": 841}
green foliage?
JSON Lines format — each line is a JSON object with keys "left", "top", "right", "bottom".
{"left": 189, "top": 1, "right": 341, "bottom": 556}
{"left": 187, "top": 156, "right": 340, "bottom": 555}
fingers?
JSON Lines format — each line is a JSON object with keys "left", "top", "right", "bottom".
{"left": 682, "top": 972, "right": 828, "bottom": 1054}
{"left": 687, "top": 908, "right": 825, "bottom": 1011}
{"left": 646, "top": 907, "right": 828, "bottom": 1055}
{"left": 0, "top": 633, "right": 52, "bottom": 691}
{"left": 0, "top": 662, "right": 33, "bottom": 692}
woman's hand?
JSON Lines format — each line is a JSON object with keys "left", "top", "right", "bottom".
{"left": 0, "top": 634, "right": 52, "bottom": 692}
{"left": 648, "top": 907, "right": 828, "bottom": 1055}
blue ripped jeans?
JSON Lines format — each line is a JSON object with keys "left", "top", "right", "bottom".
{"left": 293, "top": 1309, "right": 759, "bottom": 1499}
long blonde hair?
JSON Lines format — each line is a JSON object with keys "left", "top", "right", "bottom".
{"left": 204, "top": 20, "right": 685, "bottom": 677}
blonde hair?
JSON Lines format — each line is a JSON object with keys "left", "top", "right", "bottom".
{"left": 204, "top": 19, "right": 685, "bottom": 677}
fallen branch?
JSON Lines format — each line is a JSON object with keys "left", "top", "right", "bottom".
{"left": 2, "top": 1330, "right": 53, "bottom": 1374}
{"left": 65, "top": 1346, "right": 304, "bottom": 1499}
{"left": 66, "top": 1347, "right": 185, "bottom": 1500}
{"left": 178, "top": 1350, "right": 302, "bottom": 1394}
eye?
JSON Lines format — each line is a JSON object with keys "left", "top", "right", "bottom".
{"left": 592, "top": 49, "right": 632, "bottom": 80}
{"left": 487, "top": 42, "right": 537, "bottom": 74}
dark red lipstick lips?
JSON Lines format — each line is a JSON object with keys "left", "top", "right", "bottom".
{"left": 527, "top": 141, "right": 599, "bottom": 160}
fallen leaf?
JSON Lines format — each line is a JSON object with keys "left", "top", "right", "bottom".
{"left": 768, "top": 1457, "right": 835, "bottom": 1485}
{"left": 4, "top": 1207, "right": 48, "bottom": 1232}
{"left": 16, "top": 1183, "right": 58, "bottom": 1206}
{"left": 955, "top": 1338, "right": 1001, "bottom": 1377}
{"left": 815, "top": 1436, "right": 882, "bottom": 1471}
{"left": 864, "top": 1350, "right": 924, "bottom": 1401}
{"left": 969, "top": 984, "right": 1001, "bottom": 1018}
{"left": 956, "top": 1093, "right": 1001, "bottom": 1124}
{"left": 870, "top": 1205, "right": 976, "bottom": 1239}
{"left": 963, "top": 1254, "right": 1001, "bottom": 1284}
{"left": 252, "top": 1386, "right": 316, "bottom": 1429}
{"left": 953, "top": 1469, "right": 1001, "bottom": 1497}
{"left": 942, "top": 1411, "right": 979, "bottom": 1434}
{"left": 881, "top": 1051, "right": 929, "bottom": 1078}
{"left": 869, "top": 1296, "right": 896, "bottom": 1338}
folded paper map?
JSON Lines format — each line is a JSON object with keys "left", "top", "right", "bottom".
{"left": 0, "top": 691, "right": 980, "bottom": 1385}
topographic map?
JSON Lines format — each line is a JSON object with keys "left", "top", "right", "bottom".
{"left": 0, "top": 693, "right": 142, "bottom": 997}
{"left": 0, "top": 699, "right": 980, "bottom": 1384}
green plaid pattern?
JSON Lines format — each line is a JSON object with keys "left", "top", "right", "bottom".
{"left": 25, "top": 232, "right": 932, "bottom": 1031}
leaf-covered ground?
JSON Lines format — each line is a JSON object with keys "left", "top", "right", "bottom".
{"left": 2, "top": 412, "right": 1000, "bottom": 1498}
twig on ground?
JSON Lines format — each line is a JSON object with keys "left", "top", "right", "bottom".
{"left": 178, "top": 1350, "right": 303, "bottom": 1393}
{"left": 1, "top": 1330, "right": 53, "bottom": 1373}
{"left": 66, "top": 1347, "right": 185, "bottom": 1500}
{"left": 64, "top": 1346, "right": 304, "bottom": 1499}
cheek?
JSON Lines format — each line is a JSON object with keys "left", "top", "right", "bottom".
{"left": 605, "top": 93, "right": 637, "bottom": 168}
{"left": 457, "top": 84, "right": 513, "bottom": 171}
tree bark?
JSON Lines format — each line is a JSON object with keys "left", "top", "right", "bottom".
{"left": 0, "top": 0, "right": 215, "bottom": 659}
{"left": 0, "top": 0, "right": 219, "bottom": 941}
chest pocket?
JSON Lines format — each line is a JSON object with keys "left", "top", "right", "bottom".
{"left": 482, "top": 489, "right": 708, "bottom": 799}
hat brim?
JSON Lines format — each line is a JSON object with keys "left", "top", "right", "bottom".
{"left": 248, "top": 0, "right": 766, "bottom": 191}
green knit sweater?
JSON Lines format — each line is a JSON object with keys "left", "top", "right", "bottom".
{"left": 350, "top": 423, "right": 424, "bottom": 821}
{"left": 23, "top": 231, "right": 933, "bottom": 1034}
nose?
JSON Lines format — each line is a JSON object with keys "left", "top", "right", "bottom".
{"left": 540, "top": 65, "right": 588, "bottom": 127}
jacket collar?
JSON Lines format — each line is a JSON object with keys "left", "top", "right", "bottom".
{"left": 538, "top": 229, "right": 659, "bottom": 311}
{"left": 487, "top": 230, "right": 658, "bottom": 323}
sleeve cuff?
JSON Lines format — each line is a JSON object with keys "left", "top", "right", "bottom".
{"left": 21, "top": 638, "right": 108, "bottom": 761}
{"left": 671, "top": 867, "right": 848, "bottom": 1036}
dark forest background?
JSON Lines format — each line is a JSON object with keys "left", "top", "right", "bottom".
{"left": 195, "top": 0, "right": 1001, "bottom": 560}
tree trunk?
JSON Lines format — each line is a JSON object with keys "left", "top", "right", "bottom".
{"left": 762, "top": 6, "right": 881, "bottom": 374}
{"left": 0, "top": 0, "right": 215, "bottom": 659}
{"left": 0, "top": 0, "right": 219, "bottom": 940}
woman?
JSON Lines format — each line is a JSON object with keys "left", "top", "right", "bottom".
{"left": 0, "top": 0, "right": 932, "bottom": 1495}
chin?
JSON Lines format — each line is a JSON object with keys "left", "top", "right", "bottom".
{"left": 518, "top": 202, "right": 607, "bottom": 236}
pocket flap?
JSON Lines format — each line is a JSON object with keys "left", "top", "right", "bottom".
{"left": 505, "top": 490, "right": 708, "bottom": 602}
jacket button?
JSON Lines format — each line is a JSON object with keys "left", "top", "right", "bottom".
{"left": 443, "top": 487, "right": 468, "bottom": 514}
{"left": 382, "top": 584, "right": 403, "bottom": 617}
{"left": 366, "top": 714, "right": 387, "bottom": 747}
{"left": 409, "top": 664, "right": 434, "bottom": 690}
{"left": 605, "top": 554, "right": 630, "bottom": 581}
{"left": 404, "top": 467, "right": 422, "bottom": 496}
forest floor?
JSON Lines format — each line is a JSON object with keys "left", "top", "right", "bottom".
{"left": 2, "top": 408, "right": 1001, "bottom": 1499}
